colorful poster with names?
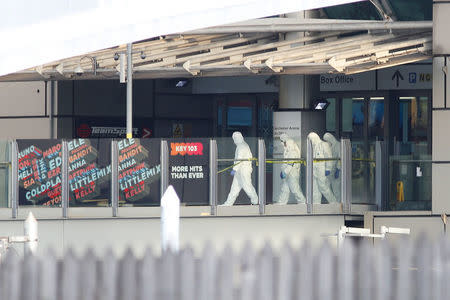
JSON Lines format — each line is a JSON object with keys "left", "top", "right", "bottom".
{"left": 118, "top": 138, "right": 161, "bottom": 206}
{"left": 168, "top": 138, "right": 209, "bottom": 205}
{"left": 18, "top": 140, "right": 63, "bottom": 206}
{"left": 68, "top": 139, "right": 111, "bottom": 206}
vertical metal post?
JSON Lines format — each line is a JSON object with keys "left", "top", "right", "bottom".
{"left": 61, "top": 141, "right": 69, "bottom": 218}
{"left": 160, "top": 140, "right": 169, "bottom": 198}
{"left": 49, "top": 81, "right": 55, "bottom": 138}
{"left": 209, "top": 140, "right": 218, "bottom": 215}
{"left": 24, "top": 212, "right": 38, "bottom": 255}
{"left": 375, "top": 141, "right": 382, "bottom": 211}
{"left": 258, "top": 139, "right": 266, "bottom": 214}
{"left": 126, "top": 43, "right": 133, "bottom": 139}
{"left": 11, "top": 140, "right": 18, "bottom": 218}
{"left": 119, "top": 54, "right": 126, "bottom": 83}
{"left": 375, "top": 141, "right": 387, "bottom": 211}
{"left": 306, "top": 138, "right": 313, "bottom": 214}
{"left": 341, "top": 139, "right": 352, "bottom": 213}
{"left": 111, "top": 140, "right": 119, "bottom": 217}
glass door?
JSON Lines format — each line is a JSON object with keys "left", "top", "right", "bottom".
{"left": 341, "top": 96, "right": 384, "bottom": 205}
{"left": 389, "top": 94, "right": 431, "bottom": 210}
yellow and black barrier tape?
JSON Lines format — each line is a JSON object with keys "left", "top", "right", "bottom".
{"left": 352, "top": 158, "right": 376, "bottom": 162}
{"left": 217, "top": 158, "right": 258, "bottom": 174}
{"left": 218, "top": 157, "right": 375, "bottom": 174}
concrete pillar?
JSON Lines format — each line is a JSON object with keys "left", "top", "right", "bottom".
{"left": 432, "top": 1, "right": 450, "bottom": 214}
{"left": 279, "top": 75, "right": 317, "bottom": 109}
{"left": 279, "top": 10, "right": 319, "bottom": 109}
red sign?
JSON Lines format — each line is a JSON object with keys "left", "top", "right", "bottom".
{"left": 77, "top": 124, "right": 92, "bottom": 138}
{"left": 170, "top": 142, "right": 203, "bottom": 156}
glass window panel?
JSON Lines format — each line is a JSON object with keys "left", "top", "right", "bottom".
{"left": 351, "top": 142, "right": 376, "bottom": 205}
{"left": 313, "top": 133, "right": 341, "bottom": 205}
{"left": 18, "top": 140, "right": 62, "bottom": 206}
{"left": 410, "top": 97, "right": 428, "bottom": 141}
{"left": 390, "top": 0, "right": 432, "bottom": 21}
{"left": 342, "top": 97, "right": 364, "bottom": 138}
{"left": 270, "top": 134, "right": 306, "bottom": 205}
{"left": 351, "top": 142, "right": 366, "bottom": 204}
{"left": 227, "top": 107, "right": 252, "bottom": 127}
{"left": 326, "top": 98, "right": 336, "bottom": 132}
{"left": 217, "top": 135, "right": 258, "bottom": 206}
{"left": 342, "top": 98, "right": 353, "bottom": 132}
{"left": 397, "top": 96, "right": 430, "bottom": 156}
{"left": 324, "top": 1, "right": 382, "bottom": 20}
{"left": 389, "top": 156, "right": 431, "bottom": 210}
{"left": 217, "top": 106, "right": 222, "bottom": 126}
{"left": 369, "top": 97, "right": 384, "bottom": 140}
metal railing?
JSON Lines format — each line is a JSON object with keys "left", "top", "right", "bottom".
{"left": 1, "top": 138, "right": 387, "bottom": 217}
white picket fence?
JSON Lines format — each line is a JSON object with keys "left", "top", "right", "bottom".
{"left": 0, "top": 237, "right": 449, "bottom": 300}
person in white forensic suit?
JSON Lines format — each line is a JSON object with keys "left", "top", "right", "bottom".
{"left": 323, "top": 133, "right": 341, "bottom": 202}
{"left": 307, "top": 132, "right": 337, "bottom": 204}
{"left": 277, "top": 133, "right": 306, "bottom": 204}
{"left": 221, "top": 131, "right": 259, "bottom": 206}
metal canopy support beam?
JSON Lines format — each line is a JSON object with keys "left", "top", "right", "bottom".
{"left": 16, "top": 28, "right": 432, "bottom": 82}
{"left": 187, "top": 20, "right": 432, "bottom": 34}
{"left": 379, "top": 0, "right": 397, "bottom": 21}
{"left": 126, "top": 43, "right": 133, "bottom": 139}
{"left": 369, "top": 0, "right": 391, "bottom": 20}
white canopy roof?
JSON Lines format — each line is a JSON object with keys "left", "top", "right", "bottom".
{"left": 0, "top": 0, "right": 361, "bottom": 76}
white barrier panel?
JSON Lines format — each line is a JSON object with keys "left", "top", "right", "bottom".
{"left": 0, "top": 236, "right": 448, "bottom": 300}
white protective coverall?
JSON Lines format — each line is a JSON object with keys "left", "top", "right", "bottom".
{"left": 222, "top": 132, "right": 259, "bottom": 205}
{"left": 277, "top": 134, "right": 306, "bottom": 204}
{"left": 323, "top": 133, "right": 341, "bottom": 202}
{"left": 307, "top": 132, "right": 337, "bottom": 204}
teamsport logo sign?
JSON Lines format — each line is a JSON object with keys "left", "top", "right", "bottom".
{"left": 170, "top": 142, "right": 204, "bottom": 156}
{"left": 91, "top": 127, "right": 139, "bottom": 136}
{"left": 77, "top": 124, "right": 140, "bottom": 138}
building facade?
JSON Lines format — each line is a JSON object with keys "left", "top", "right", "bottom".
{"left": 0, "top": 0, "right": 446, "bottom": 255}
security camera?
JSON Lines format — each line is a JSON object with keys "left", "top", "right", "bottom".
{"left": 74, "top": 65, "right": 84, "bottom": 76}
{"left": 113, "top": 53, "right": 120, "bottom": 61}
{"left": 140, "top": 51, "right": 146, "bottom": 60}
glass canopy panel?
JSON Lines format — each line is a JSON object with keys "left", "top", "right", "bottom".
{"left": 389, "top": 0, "right": 432, "bottom": 21}
{"left": 324, "top": 2, "right": 382, "bottom": 20}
